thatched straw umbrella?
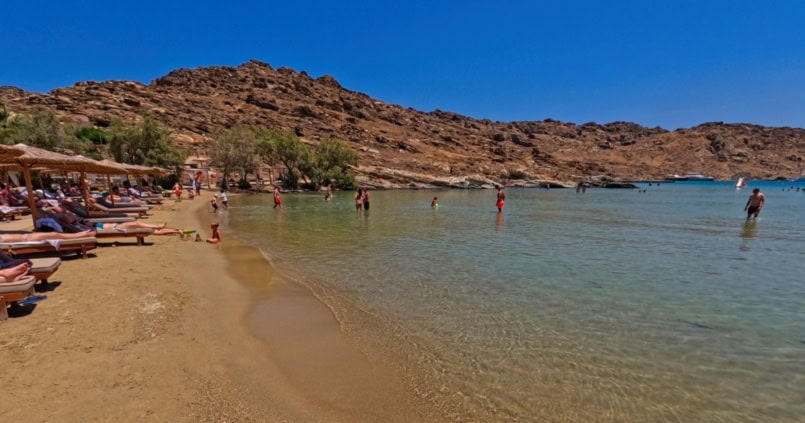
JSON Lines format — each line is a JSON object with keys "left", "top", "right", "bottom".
{"left": 0, "top": 144, "right": 125, "bottom": 224}
{"left": 74, "top": 157, "right": 127, "bottom": 205}
{"left": 0, "top": 144, "right": 25, "bottom": 161}
{"left": 98, "top": 160, "right": 168, "bottom": 198}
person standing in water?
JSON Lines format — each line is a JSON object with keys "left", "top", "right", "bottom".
{"left": 362, "top": 188, "right": 370, "bottom": 211}
{"left": 210, "top": 195, "right": 219, "bottom": 213}
{"left": 744, "top": 188, "right": 766, "bottom": 220}
{"left": 496, "top": 186, "right": 506, "bottom": 213}
{"left": 431, "top": 197, "right": 438, "bottom": 208}
{"left": 219, "top": 190, "right": 229, "bottom": 209}
{"left": 273, "top": 187, "right": 282, "bottom": 209}
{"left": 355, "top": 188, "right": 363, "bottom": 211}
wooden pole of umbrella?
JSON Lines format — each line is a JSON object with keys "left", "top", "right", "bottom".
{"left": 106, "top": 174, "right": 115, "bottom": 205}
{"left": 21, "top": 165, "right": 38, "bottom": 225}
{"left": 81, "top": 171, "right": 90, "bottom": 210}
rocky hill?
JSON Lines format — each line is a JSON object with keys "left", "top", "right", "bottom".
{"left": 2, "top": 59, "right": 803, "bottom": 187}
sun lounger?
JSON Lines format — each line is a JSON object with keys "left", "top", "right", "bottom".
{"left": 0, "top": 237, "right": 98, "bottom": 259}
{"left": 0, "top": 275, "right": 36, "bottom": 320}
{"left": 29, "top": 257, "right": 61, "bottom": 283}
{"left": 96, "top": 196, "right": 153, "bottom": 209}
{"left": 127, "top": 189, "right": 163, "bottom": 204}
{"left": 94, "top": 227, "right": 154, "bottom": 245}
{"left": 60, "top": 200, "right": 137, "bottom": 222}
{"left": 0, "top": 206, "right": 29, "bottom": 221}
{"left": 40, "top": 211, "right": 154, "bottom": 245}
{"left": 90, "top": 200, "right": 149, "bottom": 217}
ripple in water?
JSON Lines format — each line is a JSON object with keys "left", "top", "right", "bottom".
{"left": 229, "top": 182, "right": 805, "bottom": 421}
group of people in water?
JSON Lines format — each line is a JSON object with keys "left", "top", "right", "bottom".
{"left": 200, "top": 181, "right": 774, "bottom": 235}
{"left": 354, "top": 188, "right": 370, "bottom": 211}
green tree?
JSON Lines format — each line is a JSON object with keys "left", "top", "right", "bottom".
{"left": 74, "top": 126, "right": 110, "bottom": 145}
{"left": 304, "top": 138, "right": 359, "bottom": 189}
{"left": 0, "top": 107, "right": 92, "bottom": 154}
{"left": 108, "top": 113, "right": 187, "bottom": 169}
{"left": 209, "top": 125, "right": 262, "bottom": 188}
{"left": 262, "top": 130, "right": 311, "bottom": 189}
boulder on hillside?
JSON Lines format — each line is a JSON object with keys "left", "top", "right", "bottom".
{"left": 244, "top": 93, "right": 279, "bottom": 111}
{"left": 316, "top": 75, "right": 342, "bottom": 89}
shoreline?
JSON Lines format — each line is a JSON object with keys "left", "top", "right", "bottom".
{"left": 0, "top": 198, "right": 290, "bottom": 421}
{"left": 220, "top": 193, "right": 494, "bottom": 421}
{"left": 0, "top": 195, "right": 431, "bottom": 421}
{"left": 208, "top": 197, "right": 437, "bottom": 422}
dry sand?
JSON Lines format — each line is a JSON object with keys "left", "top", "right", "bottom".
{"left": 0, "top": 196, "right": 432, "bottom": 422}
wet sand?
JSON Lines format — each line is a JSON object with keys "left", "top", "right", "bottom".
{"left": 0, "top": 195, "right": 433, "bottom": 422}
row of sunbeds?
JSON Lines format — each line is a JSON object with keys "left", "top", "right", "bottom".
{"left": 0, "top": 189, "right": 166, "bottom": 320}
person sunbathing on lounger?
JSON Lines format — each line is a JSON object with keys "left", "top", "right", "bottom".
{"left": 109, "top": 187, "right": 150, "bottom": 205}
{"left": 0, "top": 263, "right": 30, "bottom": 283}
{"left": 94, "top": 221, "right": 182, "bottom": 235}
{"left": 40, "top": 207, "right": 181, "bottom": 236}
{"left": 0, "top": 231, "right": 96, "bottom": 243}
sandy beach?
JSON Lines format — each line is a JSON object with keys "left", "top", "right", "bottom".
{"left": 0, "top": 195, "right": 431, "bottom": 422}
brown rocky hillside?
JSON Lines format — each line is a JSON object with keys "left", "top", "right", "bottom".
{"left": 2, "top": 59, "right": 804, "bottom": 187}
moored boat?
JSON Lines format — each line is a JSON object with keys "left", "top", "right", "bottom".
{"left": 665, "top": 172, "right": 715, "bottom": 181}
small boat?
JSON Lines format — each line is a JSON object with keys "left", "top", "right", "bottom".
{"left": 665, "top": 172, "right": 715, "bottom": 181}
{"left": 735, "top": 177, "right": 746, "bottom": 189}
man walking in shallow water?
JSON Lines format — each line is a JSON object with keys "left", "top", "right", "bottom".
{"left": 496, "top": 186, "right": 506, "bottom": 213}
{"left": 744, "top": 188, "right": 765, "bottom": 220}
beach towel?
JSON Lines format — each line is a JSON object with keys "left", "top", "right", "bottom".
{"left": 17, "top": 294, "right": 47, "bottom": 305}
{"left": 44, "top": 239, "right": 62, "bottom": 251}
{"left": 36, "top": 218, "right": 65, "bottom": 233}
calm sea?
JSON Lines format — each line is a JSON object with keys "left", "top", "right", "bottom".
{"left": 227, "top": 181, "right": 805, "bottom": 421}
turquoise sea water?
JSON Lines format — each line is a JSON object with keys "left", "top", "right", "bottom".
{"left": 228, "top": 181, "right": 805, "bottom": 421}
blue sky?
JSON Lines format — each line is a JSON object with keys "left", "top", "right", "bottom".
{"left": 1, "top": 0, "right": 803, "bottom": 129}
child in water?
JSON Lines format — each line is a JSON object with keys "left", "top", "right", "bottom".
{"left": 210, "top": 196, "right": 219, "bottom": 213}
{"left": 220, "top": 191, "right": 229, "bottom": 209}
{"left": 431, "top": 197, "right": 438, "bottom": 207}
{"left": 273, "top": 187, "right": 282, "bottom": 209}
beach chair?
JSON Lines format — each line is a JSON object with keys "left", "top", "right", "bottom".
{"left": 60, "top": 200, "right": 137, "bottom": 223}
{"left": 127, "top": 188, "right": 163, "bottom": 205}
{"left": 29, "top": 257, "right": 61, "bottom": 283}
{"left": 89, "top": 200, "right": 149, "bottom": 217}
{"left": 94, "top": 227, "right": 154, "bottom": 245}
{"left": 0, "top": 237, "right": 98, "bottom": 259}
{"left": 0, "top": 206, "right": 28, "bottom": 221}
{"left": 95, "top": 196, "right": 152, "bottom": 210}
{"left": 0, "top": 275, "right": 36, "bottom": 321}
{"left": 40, "top": 211, "right": 154, "bottom": 246}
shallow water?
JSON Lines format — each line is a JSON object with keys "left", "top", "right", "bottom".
{"left": 228, "top": 181, "right": 805, "bottom": 421}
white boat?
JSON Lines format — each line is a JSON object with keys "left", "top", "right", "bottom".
{"left": 665, "top": 172, "right": 716, "bottom": 181}
{"left": 735, "top": 177, "right": 746, "bottom": 189}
